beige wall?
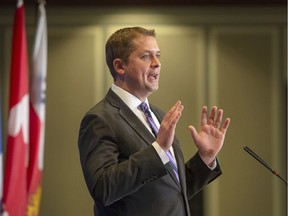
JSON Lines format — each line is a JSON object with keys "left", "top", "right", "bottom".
{"left": 0, "top": 6, "right": 286, "bottom": 216}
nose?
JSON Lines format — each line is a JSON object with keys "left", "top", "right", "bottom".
{"left": 151, "top": 55, "right": 161, "bottom": 68}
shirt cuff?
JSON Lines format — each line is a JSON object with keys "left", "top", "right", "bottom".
{"left": 207, "top": 159, "right": 217, "bottom": 170}
{"left": 152, "top": 141, "right": 170, "bottom": 164}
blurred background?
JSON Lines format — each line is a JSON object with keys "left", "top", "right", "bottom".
{"left": 0, "top": 0, "right": 286, "bottom": 215}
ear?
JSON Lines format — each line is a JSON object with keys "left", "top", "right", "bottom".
{"left": 113, "top": 58, "right": 126, "bottom": 76}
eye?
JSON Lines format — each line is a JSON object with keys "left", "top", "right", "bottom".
{"left": 140, "top": 53, "right": 150, "bottom": 60}
{"left": 156, "top": 53, "right": 161, "bottom": 59}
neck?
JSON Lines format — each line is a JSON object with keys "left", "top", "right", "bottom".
{"left": 113, "top": 82, "right": 150, "bottom": 102}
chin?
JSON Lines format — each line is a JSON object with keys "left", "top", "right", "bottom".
{"left": 151, "top": 87, "right": 159, "bottom": 93}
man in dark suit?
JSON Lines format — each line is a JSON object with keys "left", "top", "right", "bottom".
{"left": 78, "top": 26, "right": 230, "bottom": 216}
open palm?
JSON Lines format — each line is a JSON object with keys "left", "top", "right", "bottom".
{"left": 189, "top": 106, "right": 230, "bottom": 166}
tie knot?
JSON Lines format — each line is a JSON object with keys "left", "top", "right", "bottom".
{"left": 139, "top": 102, "right": 149, "bottom": 113}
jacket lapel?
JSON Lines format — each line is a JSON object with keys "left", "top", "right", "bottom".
{"left": 106, "top": 89, "right": 156, "bottom": 145}
{"left": 107, "top": 89, "right": 183, "bottom": 189}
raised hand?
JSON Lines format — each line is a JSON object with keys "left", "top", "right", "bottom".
{"left": 188, "top": 106, "right": 230, "bottom": 166}
{"left": 156, "top": 101, "right": 184, "bottom": 152}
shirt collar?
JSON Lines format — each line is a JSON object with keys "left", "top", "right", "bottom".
{"left": 111, "top": 83, "right": 149, "bottom": 110}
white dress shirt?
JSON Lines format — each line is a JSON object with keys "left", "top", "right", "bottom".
{"left": 111, "top": 83, "right": 216, "bottom": 170}
{"left": 111, "top": 84, "right": 171, "bottom": 165}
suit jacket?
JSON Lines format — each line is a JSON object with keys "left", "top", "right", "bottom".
{"left": 78, "top": 89, "right": 221, "bottom": 216}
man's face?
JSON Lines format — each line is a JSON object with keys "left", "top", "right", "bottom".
{"left": 121, "top": 35, "right": 161, "bottom": 101}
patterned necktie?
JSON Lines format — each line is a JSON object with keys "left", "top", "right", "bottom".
{"left": 139, "top": 102, "right": 179, "bottom": 181}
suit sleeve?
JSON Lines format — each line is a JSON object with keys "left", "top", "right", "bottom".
{"left": 185, "top": 153, "right": 222, "bottom": 199}
{"left": 78, "top": 114, "right": 168, "bottom": 206}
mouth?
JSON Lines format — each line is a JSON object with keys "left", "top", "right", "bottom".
{"left": 148, "top": 73, "right": 159, "bottom": 80}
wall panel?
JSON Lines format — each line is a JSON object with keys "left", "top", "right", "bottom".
{"left": 207, "top": 27, "right": 286, "bottom": 216}
{"left": 0, "top": 7, "right": 285, "bottom": 216}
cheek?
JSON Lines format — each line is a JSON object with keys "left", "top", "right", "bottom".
{"left": 127, "top": 61, "right": 151, "bottom": 79}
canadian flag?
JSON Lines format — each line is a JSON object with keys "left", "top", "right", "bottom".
{"left": 2, "top": 0, "right": 29, "bottom": 215}
{"left": 27, "top": 1, "right": 47, "bottom": 215}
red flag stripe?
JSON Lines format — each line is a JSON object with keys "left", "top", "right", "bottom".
{"left": 3, "top": 0, "right": 29, "bottom": 215}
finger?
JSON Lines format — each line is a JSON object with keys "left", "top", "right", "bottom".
{"left": 214, "top": 109, "right": 223, "bottom": 128}
{"left": 200, "top": 106, "right": 208, "bottom": 126}
{"left": 220, "top": 118, "right": 231, "bottom": 133}
{"left": 169, "top": 103, "right": 184, "bottom": 125}
{"left": 207, "top": 106, "right": 217, "bottom": 125}
{"left": 176, "top": 102, "right": 184, "bottom": 113}
{"left": 163, "top": 101, "right": 183, "bottom": 127}
{"left": 170, "top": 101, "right": 182, "bottom": 115}
{"left": 188, "top": 125, "right": 198, "bottom": 142}
{"left": 164, "top": 101, "right": 181, "bottom": 121}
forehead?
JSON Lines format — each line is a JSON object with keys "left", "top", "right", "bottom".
{"left": 131, "top": 35, "right": 160, "bottom": 52}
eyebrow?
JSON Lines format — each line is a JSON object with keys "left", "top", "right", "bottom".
{"left": 142, "top": 49, "right": 161, "bottom": 54}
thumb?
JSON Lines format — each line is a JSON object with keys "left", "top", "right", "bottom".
{"left": 188, "top": 125, "right": 198, "bottom": 142}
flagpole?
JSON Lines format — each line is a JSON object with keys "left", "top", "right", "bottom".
{"left": 38, "top": 0, "right": 46, "bottom": 4}
{"left": 17, "top": 0, "right": 23, "bottom": 8}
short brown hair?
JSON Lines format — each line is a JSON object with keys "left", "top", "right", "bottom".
{"left": 105, "top": 26, "right": 156, "bottom": 80}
